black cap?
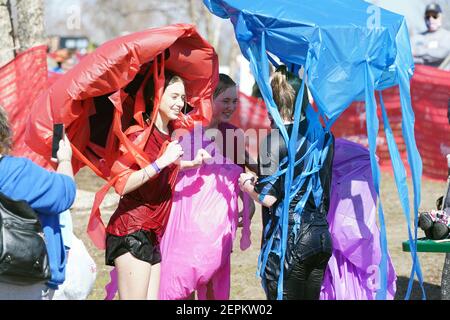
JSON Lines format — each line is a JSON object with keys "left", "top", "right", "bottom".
{"left": 425, "top": 3, "right": 442, "bottom": 14}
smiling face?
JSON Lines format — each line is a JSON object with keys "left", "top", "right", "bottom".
{"left": 212, "top": 86, "right": 238, "bottom": 123}
{"left": 158, "top": 80, "right": 186, "bottom": 122}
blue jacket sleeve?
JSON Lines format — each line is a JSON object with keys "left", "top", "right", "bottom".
{"left": 32, "top": 172, "right": 77, "bottom": 215}
{"left": 1, "top": 157, "right": 77, "bottom": 215}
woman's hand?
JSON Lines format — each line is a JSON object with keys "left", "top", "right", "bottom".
{"left": 238, "top": 172, "right": 256, "bottom": 193}
{"left": 56, "top": 134, "right": 73, "bottom": 163}
{"left": 56, "top": 134, "right": 74, "bottom": 179}
{"left": 239, "top": 172, "right": 277, "bottom": 208}
{"left": 157, "top": 140, "right": 184, "bottom": 168}
{"left": 180, "top": 149, "right": 212, "bottom": 171}
{"left": 192, "top": 149, "right": 212, "bottom": 168}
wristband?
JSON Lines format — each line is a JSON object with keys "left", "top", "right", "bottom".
{"left": 151, "top": 161, "right": 161, "bottom": 174}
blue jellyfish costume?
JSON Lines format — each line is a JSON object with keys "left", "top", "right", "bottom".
{"left": 204, "top": 0, "right": 425, "bottom": 300}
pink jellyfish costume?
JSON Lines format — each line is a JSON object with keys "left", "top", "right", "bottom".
{"left": 158, "top": 126, "right": 252, "bottom": 300}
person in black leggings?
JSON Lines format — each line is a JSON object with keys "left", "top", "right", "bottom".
{"left": 239, "top": 66, "right": 334, "bottom": 300}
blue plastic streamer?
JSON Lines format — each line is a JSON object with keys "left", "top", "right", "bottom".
{"left": 364, "top": 64, "right": 388, "bottom": 299}
{"left": 379, "top": 92, "right": 426, "bottom": 300}
{"left": 398, "top": 67, "right": 426, "bottom": 300}
{"left": 204, "top": 0, "right": 425, "bottom": 300}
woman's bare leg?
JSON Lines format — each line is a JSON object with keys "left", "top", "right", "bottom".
{"left": 187, "top": 292, "right": 196, "bottom": 300}
{"left": 115, "top": 253, "right": 151, "bottom": 300}
{"left": 206, "top": 281, "right": 216, "bottom": 300}
{"left": 146, "top": 263, "right": 161, "bottom": 300}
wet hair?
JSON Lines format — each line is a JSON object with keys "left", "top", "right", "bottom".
{"left": 0, "top": 106, "right": 12, "bottom": 155}
{"left": 270, "top": 65, "right": 309, "bottom": 121}
{"left": 143, "top": 70, "right": 185, "bottom": 118}
{"left": 214, "top": 74, "right": 237, "bottom": 100}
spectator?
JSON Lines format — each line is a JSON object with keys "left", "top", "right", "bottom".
{"left": 412, "top": 3, "right": 450, "bottom": 68}
{"left": 50, "top": 49, "right": 70, "bottom": 74}
{"left": 0, "top": 106, "right": 76, "bottom": 300}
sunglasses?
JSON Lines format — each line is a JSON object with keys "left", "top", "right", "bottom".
{"left": 425, "top": 13, "right": 440, "bottom": 19}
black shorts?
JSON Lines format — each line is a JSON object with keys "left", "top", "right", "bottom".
{"left": 105, "top": 230, "right": 161, "bottom": 266}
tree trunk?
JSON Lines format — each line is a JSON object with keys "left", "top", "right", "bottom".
{"left": 0, "top": 0, "right": 15, "bottom": 66}
{"left": 16, "top": 0, "right": 45, "bottom": 51}
{"left": 188, "top": 0, "right": 198, "bottom": 26}
{"left": 228, "top": 40, "right": 240, "bottom": 79}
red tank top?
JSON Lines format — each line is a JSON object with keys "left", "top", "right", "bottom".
{"left": 106, "top": 126, "right": 178, "bottom": 240}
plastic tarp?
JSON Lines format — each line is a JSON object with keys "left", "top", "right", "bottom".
{"left": 320, "top": 139, "right": 396, "bottom": 300}
{"left": 26, "top": 24, "right": 218, "bottom": 177}
{"left": 158, "top": 127, "right": 251, "bottom": 300}
{"left": 25, "top": 24, "right": 219, "bottom": 249}
{"left": 204, "top": 0, "right": 424, "bottom": 300}
{"left": 332, "top": 65, "right": 450, "bottom": 182}
{"left": 103, "top": 127, "right": 252, "bottom": 300}
{"left": 0, "top": 46, "right": 52, "bottom": 169}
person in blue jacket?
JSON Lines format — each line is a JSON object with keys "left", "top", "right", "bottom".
{"left": 0, "top": 106, "right": 76, "bottom": 300}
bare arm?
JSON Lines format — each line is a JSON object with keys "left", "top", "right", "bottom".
{"left": 56, "top": 160, "right": 74, "bottom": 179}
{"left": 179, "top": 149, "right": 212, "bottom": 171}
{"left": 56, "top": 134, "right": 74, "bottom": 180}
{"left": 234, "top": 144, "right": 258, "bottom": 174}
{"left": 244, "top": 150, "right": 259, "bottom": 174}
{"left": 121, "top": 158, "right": 169, "bottom": 195}
{"left": 238, "top": 173, "right": 277, "bottom": 208}
{"left": 121, "top": 140, "right": 183, "bottom": 196}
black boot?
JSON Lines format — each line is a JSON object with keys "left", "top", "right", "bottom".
{"left": 419, "top": 212, "right": 433, "bottom": 231}
{"left": 432, "top": 222, "right": 450, "bottom": 240}
{"left": 419, "top": 212, "right": 434, "bottom": 239}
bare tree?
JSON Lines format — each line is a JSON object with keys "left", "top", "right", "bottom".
{"left": 16, "top": 0, "right": 45, "bottom": 51}
{"left": 185, "top": 0, "right": 243, "bottom": 75}
{"left": 76, "top": 0, "right": 227, "bottom": 48}
{"left": 0, "top": 0, "right": 16, "bottom": 66}
{"left": 45, "top": 0, "right": 239, "bottom": 73}
{"left": 80, "top": 0, "right": 180, "bottom": 43}
{"left": 187, "top": 0, "right": 222, "bottom": 48}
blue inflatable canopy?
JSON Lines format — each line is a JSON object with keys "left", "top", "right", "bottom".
{"left": 204, "top": 0, "right": 425, "bottom": 300}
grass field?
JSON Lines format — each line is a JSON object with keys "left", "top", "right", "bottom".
{"left": 72, "top": 167, "right": 448, "bottom": 300}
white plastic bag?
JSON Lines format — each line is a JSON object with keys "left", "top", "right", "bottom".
{"left": 53, "top": 236, "right": 97, "bottom": 300}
